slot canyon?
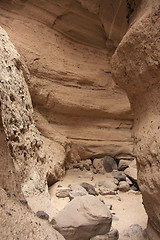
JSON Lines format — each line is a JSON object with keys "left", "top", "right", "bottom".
{"left": 0, "top": 0, "right": 159, "bottom": 239}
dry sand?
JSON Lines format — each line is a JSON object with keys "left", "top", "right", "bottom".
{"left": 49, "top": 168, "right": 147, "bottom": 239}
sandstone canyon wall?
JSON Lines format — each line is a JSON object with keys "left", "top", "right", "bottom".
{"left": 0, "top": 1, "right": 135, "bottom": 238}
{"left": 112, "top": 0, "right": 160, "bottom": 239}
{"left": 0, "top": 0, "right": 133, "bottom": 163}
{"left": 0, "top": 25, "right": 67, "bottom": 216}
{"left": 0, "top": 26, "right": 65, "bottom": 239}
{"left": 1, "top": 0, "right": 160, "bottom": 240}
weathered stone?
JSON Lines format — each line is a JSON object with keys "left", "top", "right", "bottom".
{"left": 36, "top": 211, "right": 49, "bottom": 220}
{"left": 68, "top": 184, "right": 88, "bottom": 200}
{"left": 130, "top": 183, "right": 139, "bottom": 192}
{"left": 80, "top": 182, "right": 98, "bottom": 196}
{"left": 56, "top": 187, "right": 70, "bottom": 198}
{"left": 98, "top": 186, "right": 116, "bottom": 196}
{"left": 20, "top": 200, "right": 28, "bottom": 205}
{"left": 113, "top": 179, "right": 119, "bottom": 185}
{"left": 72, "top": 159, "right": 92, "bottom": 171}
{"left": 126, "top": 177, "right": 133, "bottom": 185}
{"left": 84, "top": 164, "right": 90, "bottom": 171}
{"left": 83, "top": 159, "right": 92, "bottom": 167}
{"left": 90, "top": 228, "right": 119, "bottom": 240}
{"left": 112, "top": 171, "right": 126, "bottom": 182}
{"left": 118, "top": 181, "right": 130, "bottom": 192}
{"left": 103, "top": 156, "right": 117, "bottom": 173}
{"left": 124, "top": 160, "right": 137, "bottom": 183}
{"left": 118, "top": 160, "right": 130, "bottom": 171}
{"left": 98, "top": 181, "right": 117, "bottom": 195}
{"left": 69, "top": 184, "right": 88, "bottom": 193}
{"left": 69, "top": 190, "right": 87, "bottom": 200}
{"left": 52, "top": 195, "right": 112, "bottom": 240}
{"left": 121, "top": 224, "right": 145, "bottom": 240}
{"left": 93, "top": 158, "right": 105, "bottom": 174}
{"left": 78, "top": 172, "right": 94, "bottom": 181}
{"left": 107, "top": 229, "right": 119, "bottom": 240}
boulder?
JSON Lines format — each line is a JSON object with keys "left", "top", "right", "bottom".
{"left": 98, "top": 186, "right": 116, "bottom": 196}
{"left": 80, "top": 182, "right": 98, "bottom": 196}
{"left": 98, "top": 181, "right": 117, "bottom": 196}
{"left": 36, "top": 211, "right": 49, "bottom": 220}
{"left": 93, "top": 158, "right": 105, "bottom": 174}
{"left": 118, "top": 181, "right": 130, "bottom": 192}
{"left": 52, "top": 195, "right": 112, "bottom": 240}
{"left": 120, "top": 224, "right": 145, "bottom": 240}
{"left": 83, "top": 159, "right": 92, "bottom": 171}
{"left": 112, "top": 171, "right": 126, "bottom": 182}
{"left": 56, "top": 187, "right": 70, "bottom": 198}
{"left": 124, "top": 160, "right": 137, "bottom": 183}
{"left": 118, "top": 160, "right": 130, "bottom": 171}
{"left": 103, "top": 156, "right": 117, "bottom": 173}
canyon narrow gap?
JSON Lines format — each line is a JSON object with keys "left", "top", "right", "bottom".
{"left": 0, "top": 1, "right": 159, "bottom": 240}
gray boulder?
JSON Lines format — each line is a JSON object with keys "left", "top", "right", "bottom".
{"left": 120, "top": 224, "right": 146, "bottom": 240}
{"left": 81, "top": 182, "right": 98, "bottom": 196}
{"left": 112, "top": 171, "right": 126, "bottom": 182}
{"left": 52, "top": 195, "right": 112, "bottom": 240}
{"left": 103, "top": 156, "right": 117, "bottom": 173}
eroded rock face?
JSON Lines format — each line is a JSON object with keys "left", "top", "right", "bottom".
{"left": 112, "top": 0, "right": 160, "bottom": 239}
{"left": 0, "top": 188, "right": 65, "bottom": 240}
{"left": 0, "top": 0, "right": 133, "bottom": 160}
{"left": 0, "top": 26, "right": 65, "bottom": 217}
{"left": 0, "top": 115, "right": 19, "bottom": 195}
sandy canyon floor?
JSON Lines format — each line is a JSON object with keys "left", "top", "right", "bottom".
{"left": 49, "top": 168, "right": 148, "bottom": 240}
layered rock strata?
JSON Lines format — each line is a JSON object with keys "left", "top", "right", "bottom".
{"left": 112, "top": 0, "right": 160, "bottom": 239}
{"left": 0, "top": 0, "right": 133, "bottom": 160}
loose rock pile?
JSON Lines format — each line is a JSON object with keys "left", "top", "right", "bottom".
{"left": 70, "top": 156, "right": 138, "bottom": 193}
{"left": 50, "top": 155, "right": 142, "bottom": 240}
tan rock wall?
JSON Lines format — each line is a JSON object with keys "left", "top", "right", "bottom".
{"left": 0, "top": 26, "right": 65, "bottom": 217}
{"left": 112, "top": 0, "right": 160, "bottom": 239}
{"left": 0, "top": 0, "right": 134, "bottom": 160}
{"left": 0, "top": 115, "right": 19, "bottom": 194}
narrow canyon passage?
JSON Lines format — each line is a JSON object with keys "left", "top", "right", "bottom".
{"left": 0, "top": 0, "right": 159, "bottom": 240}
